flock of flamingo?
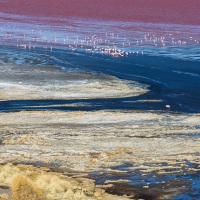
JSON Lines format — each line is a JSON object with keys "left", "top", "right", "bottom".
{"left": 0, "top": 26, "right": 199, "bottom": 58}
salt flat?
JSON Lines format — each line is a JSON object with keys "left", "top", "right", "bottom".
{"left": 0, "top": 110, "right": 199, "bottom": 173}
{"left": 0, "top": 64, "right": 147, "bottom": 101}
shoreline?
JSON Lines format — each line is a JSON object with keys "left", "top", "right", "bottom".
{"left": 0, "top": 64, "right": 148, "bottom": 102}
{"left": 0, "top": 109, "right": 200, "bottom": 199}
{"left": 0, "top": 2, "right": 200, "bottom": 198}
{"left": 0, "top": 52, "right": 199, "bottom": 199}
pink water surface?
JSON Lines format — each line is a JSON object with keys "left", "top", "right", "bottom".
{"left": 0, "top": 0, "right": 200, "bottom": 25}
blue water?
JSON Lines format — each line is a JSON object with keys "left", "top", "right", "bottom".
{"left": 0, "top": 12, "right": 199, "bottom": 114}
{"left": 89, "top": 162, "right": 200, "bottom": 200}
{"left": 0, "top": 45, "right": 200, "bottom": 113}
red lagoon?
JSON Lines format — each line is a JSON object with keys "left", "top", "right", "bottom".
{"left": 0, "top": 0, "right": 200, "bottom": 25}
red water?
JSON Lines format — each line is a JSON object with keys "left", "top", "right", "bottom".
{"left": 0, "top": 0, "right": 200, "bottom": 25}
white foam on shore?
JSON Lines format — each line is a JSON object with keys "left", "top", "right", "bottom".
{"left": 0, "top": 82, "right": 14, "bottom": 87}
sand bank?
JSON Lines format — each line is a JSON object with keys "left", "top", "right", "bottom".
{"left": 0, "top": 110, "right": 199, "bottom": 172}
{"left": 0, "top": 110, "right": 200, "bottom": 199}
{"left": 0, "top": 65, "right": 148, "bottom": 101}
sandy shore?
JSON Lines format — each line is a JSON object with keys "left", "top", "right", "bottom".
{"left": 0, "top": 64, "right": 148, "bottom": 101}
{"left": 0, "top": 110, "right": 199, "bottom": 173}
{"left": 0, "top": 110, "right": 200, "bottom": 199}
